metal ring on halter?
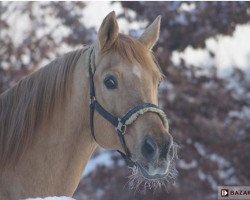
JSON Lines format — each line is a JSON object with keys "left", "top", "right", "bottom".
{"left": 89, "top": 96, "right": 96, "bottom": 106}
{"left": 115, "top": 118, "right": 127, "bottom": 135}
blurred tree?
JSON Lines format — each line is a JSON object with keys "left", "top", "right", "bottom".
{"left": 120, "top": 2, "right": 250, "bottom": 71}
{"left": 0, "top": 1, "right": 94, "bottom": 93}
{"left": 120, "top": 2, "right": 250, "bottom": 49}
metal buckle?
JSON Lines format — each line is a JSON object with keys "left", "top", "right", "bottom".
{"left": 116, "top": 118, "right": 126, "bottom": 135}
{"left": 89, "top": 96, "right": 96, "bottom": 106}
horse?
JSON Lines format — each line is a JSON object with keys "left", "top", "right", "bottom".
{"left": 0, "top": 11, "right": 177, "bottom": 200}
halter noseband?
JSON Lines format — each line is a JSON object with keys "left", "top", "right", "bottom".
{"left": 87, "top": 46, "right": 168, "bottom": 166}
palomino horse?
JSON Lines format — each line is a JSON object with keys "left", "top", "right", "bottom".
{"left": 0, "top": 12, "right": 177, "bottom": 199}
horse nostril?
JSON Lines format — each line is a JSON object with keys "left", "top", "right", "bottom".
{"left": 141, "top": 137, "right": 157, "bottom": 161}
{"left": 159, "top": 135, "right": 173, "bottom": 159}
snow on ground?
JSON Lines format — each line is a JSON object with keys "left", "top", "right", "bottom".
{"left": 3, "top": 2, "right": 249, "bottom": 77}
{"left": 25, "top": 197, "right": 75, "bottom": 200}
{"left": 83, "top": 150, "right": 124, "bottom": 177}
{"left": 171, "top": 24, "right": 250, "bottom": 80}
{"left": 178, "top": 159, "right": 198, "bottom": 170}
{"left": 83, "top": 150, "right": 114, "bottom": 177}
{"left": 1, "top": 2, "right": 71, "bottom": 47}
{"left": 1, "top": 2, "right": 144, "bottom": 69}
{"left": 193, "top": 141, "right": 240, "bottom": 189}
{"left": 1, "top": 1, "right": 144, "bottom": 45}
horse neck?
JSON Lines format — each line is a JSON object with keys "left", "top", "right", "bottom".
{"left": 1, "top": 49, "right": 97, "bottom": 199}
{"left": 41, "top": 47, "right": 98, "bottom": 183}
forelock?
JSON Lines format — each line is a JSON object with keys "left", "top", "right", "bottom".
{"left": 101, "top": 34, "right": 163, "bottom": 80}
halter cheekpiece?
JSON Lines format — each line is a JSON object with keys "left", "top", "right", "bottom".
{"left": 87, "top": 46, "right": 168, "bottom": 167}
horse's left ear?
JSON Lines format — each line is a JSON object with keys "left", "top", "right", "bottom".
{"left": 98, "top": 11, "right": 119, "bottom": 51}
{"left": 139, "top": 16, "right": 161, "bottom": 50}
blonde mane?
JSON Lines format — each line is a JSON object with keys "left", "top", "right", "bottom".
{"left": 0, "top": 48, "right": 85, "bottom": 168}
{"left": 0, "top": 34, "right": 162, "bottom": 169}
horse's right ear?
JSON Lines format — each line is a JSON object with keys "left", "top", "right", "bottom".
{"left": 98, "top": 11, "right": 119, "bottom": 51}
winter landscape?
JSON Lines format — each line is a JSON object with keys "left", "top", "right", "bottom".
{"left": 1, "top": 2, "right": 250, "bottom": 200}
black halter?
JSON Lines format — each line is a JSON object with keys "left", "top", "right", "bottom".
{"left": 87, "top": 46, "right": 168, "bottom": 167}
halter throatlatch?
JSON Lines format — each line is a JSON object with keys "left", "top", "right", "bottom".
{"left": 87, "top": 46, "right": 168, "bottom": 167}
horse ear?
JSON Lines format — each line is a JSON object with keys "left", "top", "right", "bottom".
{"left": 139, "top": 16, "right": 161, "bottom": 50}
{"left": 98, "top": 11, "right": 119, "bottom": 50}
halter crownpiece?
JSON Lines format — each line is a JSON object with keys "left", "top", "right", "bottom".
{"left": 87, "top": 46, "right": 168, "bottom": 166}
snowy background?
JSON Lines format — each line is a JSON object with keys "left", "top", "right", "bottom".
{"left": 1, "top": 2, "right": 250, "bottom": 200}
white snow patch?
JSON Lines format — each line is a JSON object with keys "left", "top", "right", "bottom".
{"left": 194, "top": 142, "right": 239, "bottom": 188}
{"left": 159, "top": 81, "right": 176, "bottom": 103}
{"left": 24, "top": 197, "right": 75, "bottom": 200}
{"left": 83, "top": 150, "right": 116, "bottom": 177}
{"left": 172, "top": 46, "right": 214, "bottom": 69}
{"left": 179, "top": 3, "right": 196, "bottom": 12}
{"left": 96, "top": 188, "right": 105, "bottom": 198}
{"left": 224, "top": 175, "right": 240, "bottom": 185}
{"left": 207, "top": 25, "right": 250, "bottom": 78}
{"left": 82, "top": 2, "right": 121, "bottom": 29}
{"left": 193, "top": 142, "right": 206, "bottom": 156}
{"left": 207, "top": 175, "right": 218, "bottom": 190}
{"left": 1, "top": 2, "right": 31, "bottom": 45}
{"left": 194, "top": 143, "right": 232, "bottom": 168}
{"left": 159, "top": 81, "right": 174, "bottom": 90}
{"left": 197, "top": 169, "right": 217, "bottom": 190}
{"left": 178, "top": 159, "right": 197, "bottom": 170}
{"left": 197, "top": 169, "right": 206, "bottom": 181}
{"left": 171, "top": 24, "right": 250, "bottom": 79}
{"left": 209, "top": 153, "right": 230, "bottom": 168}
{"left": 218, "top": 167, "right": 235, "bottom": 180}
{"left": 228, "top": 106, "right": 250, "bottom": 120}
{"left": 175, "top": 14, "right": 188, "bottom": 26}
{"left": 82, "top": 2, "right": 146, "bottom": 34}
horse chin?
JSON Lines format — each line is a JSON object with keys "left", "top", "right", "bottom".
{"left": 127, "top": 161, "right": 178, "bottom": 191}
{"left": 137, "top": 163, "right": 168, "bottom": 180}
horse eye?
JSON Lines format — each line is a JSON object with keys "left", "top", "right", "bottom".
{"left": 104, "top": 76, "right": 117, "bottom": 89}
